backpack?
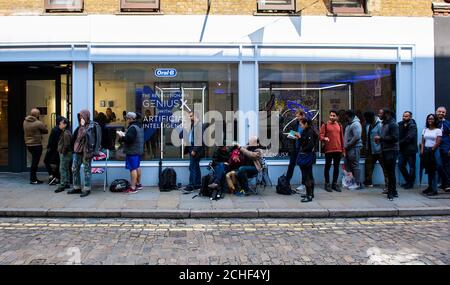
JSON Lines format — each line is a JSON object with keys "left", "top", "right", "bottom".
{"left": 86, "top": 121, "right": 102, "bottom": 156}
{"left": 159, "top": 168, "right": 177, "bottom": 192}
{"left": 276, "top": 174, "right": 293, "bottom": 195}
{"left": 109, "top": 179, "right": 130, "bottom": 192}
{"left": 200, "top": 173, "right": 215, "bottom": 198}
{"left": 228, "top": 148, "right": 245, "bottom": 169}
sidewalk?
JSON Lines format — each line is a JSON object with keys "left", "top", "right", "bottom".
{"left": 0, "top": 173, "right": 449, "bottom": 218}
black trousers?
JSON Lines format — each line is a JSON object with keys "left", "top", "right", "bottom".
{"left": 44, "top": 149, "right": 60, "bottom": 179}
{"left": 398, "top": 152, "right": 416, "bottom": 185}
{"left": 382, "top": 150, "right": 398, "bottom": 196}
{"left": 324, "top": 152, "right": 342, "bottom": 184}
{"left": 286, "top": 149, "right": 305, "bottom": 185}
{"left": 27, "top": 145, "right": 43, "bottom": 182}
{"left": 300, "top": 164, "right": 315, "bottom": 197}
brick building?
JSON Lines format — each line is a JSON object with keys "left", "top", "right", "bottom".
{"left": 0, "top": 1, "right": 439, "bottom": 186}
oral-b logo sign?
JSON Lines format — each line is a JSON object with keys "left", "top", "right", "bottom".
{"left": 155, "top": 68, "right": 177, "bottom": 78}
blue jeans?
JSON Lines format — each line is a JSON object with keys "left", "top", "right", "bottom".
{"left": 213, "top": 163, "right": 226, "bottom": 185}
{"left": 237, "top": 165, "right": 258, "bottom": 192}
{"left": 189, "top": 153, "right": 201, "bottom": 188}
{"left": 72, "top": 153, "right": 92, "bottom": 191}
{"left": 398, "top": 153, "right": 416, "bottom": 185}
{"left": 438, "top": 149, "right": 450, "bottom": 187}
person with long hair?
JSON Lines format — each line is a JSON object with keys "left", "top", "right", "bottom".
{"left": 297, "top": 118, "right": 318, "bottom": 203}
{"left": 421, "top": 114, "right": 442, "bottom": 196}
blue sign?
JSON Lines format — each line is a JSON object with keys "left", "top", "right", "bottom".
{"left": 154, "top": 68, "right": 177, "bottom": 78}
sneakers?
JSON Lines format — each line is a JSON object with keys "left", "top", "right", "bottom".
{"left": 54, "top": 186, "right": 65, "bottom": 193}
{"left": 296, "top": 185, "right": 305, "bottom": 191}
{"left": 382, "top": 188, "right": 389, "bottom": 195}
{"left": 49, "top": 177, "right": 59, "bottom": 186}
{"left": 324, "top": 183, "right": 332, "bottom": 192}
{"left": 136, "top": 183, "right": 143, "bottom": 191}
{"left": 332, "top": 183, "right": 341, "bottom": 192}
{"left": 348, "top": 184, "right": 361, "bottom": 190}
{"left": 30, "top": 180, "right": 44, "bottom": 185}
{"left": 123, "top": 187, "right": 138, "bottom": 194}
{"left": 67, "top": 188, "right": 82, "bottom": 195}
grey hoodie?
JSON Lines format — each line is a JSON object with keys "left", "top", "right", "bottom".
{"left": 344, "top": 116, "right": 363, "bottom": 150}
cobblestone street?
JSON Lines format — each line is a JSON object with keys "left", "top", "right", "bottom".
{"left": 0, "top": 216, "right": 448, "bottom": 265}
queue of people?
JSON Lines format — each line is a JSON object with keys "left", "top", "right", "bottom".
{"left": 22, "top": 105, "right": 450, "bottom": 201}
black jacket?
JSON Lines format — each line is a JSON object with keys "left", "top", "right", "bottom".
{"left": 299, "top": 127, "right": 318, "bottom": 153}
{"left": 398, "top": 119, "right": 418, "bottom": 154}
{"left": 380, "top": 117, "right": 399, "bottom": 152}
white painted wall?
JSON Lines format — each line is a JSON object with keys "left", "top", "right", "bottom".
{"left": 0, "top": 15, "right": 435, "bottom": 185}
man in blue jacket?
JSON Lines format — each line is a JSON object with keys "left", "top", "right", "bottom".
{"left": 183, "top": 111, "right": 205, "bottom": 194}
{"left": 436, "top": 106, "right": 450, "bottom": 192}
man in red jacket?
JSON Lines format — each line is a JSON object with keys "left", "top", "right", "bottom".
{"left": 320, "top": 110, "right": 345, "bottom": 192}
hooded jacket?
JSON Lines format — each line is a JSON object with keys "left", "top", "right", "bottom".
{"left": 398, "top": 118, "right": 418, "bottom": 154}
{"left": 23, "top": 115, "right": 48, "bottom": 147}
{"left": 365, "top": 117, "right": 382, "bottom": 155}
{"left": 73, "top": 109, "right": 91, "bottom": 154}
{"left": 344, "top": 116, "right": 363, "bottom": 150}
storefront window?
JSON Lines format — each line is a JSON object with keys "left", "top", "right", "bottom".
{"left": 94, "top": 63, "right": 238, "bottom": 161}
{"left": 259, "top": 63, "right": 396, "bottom": 158}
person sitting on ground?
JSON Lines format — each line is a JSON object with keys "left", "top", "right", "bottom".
{"left": 235, "top": 136, "right": 263, "bottom": 196}
{"left": 207, "top": 144, "right": 238, "bottom": 194}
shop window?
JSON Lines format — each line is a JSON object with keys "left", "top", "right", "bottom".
{"left": 94, "top": 63, "right": 238, "bottom": 161}
{"left": 257, "top": 0, "right": 296, "bottom": 13}
{"left": 331, "top": 0, "right": 366, "bottom": 14}
{"left": 120, "top": 0, "right": 160, "bottom": 12}
{"left": 44, "top": 0, "right": 83, "bottom": 12}
{"left": 259, "top": 63, "right": 396, "bottom": 159}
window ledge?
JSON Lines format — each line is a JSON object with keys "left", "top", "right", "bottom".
{"left": 433, "top": 2, "right": 450, "bottom": 16}
{"left": 116, "top": 11, "right": 164, "bottom": 15}
{"left": 42, "top": 12, "right": 87, "bottom": 16}
{"left": 327, "top": 12, "right": 371, "bottom": 17}
{"left": 253, "top": 11, "right": 298, "bottom": 16}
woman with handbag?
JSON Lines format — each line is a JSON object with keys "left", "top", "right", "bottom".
{"left": 297, "top": 118, "right": 318, "bottom": 203}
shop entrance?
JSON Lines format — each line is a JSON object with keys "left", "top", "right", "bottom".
{"left": 0, "top": 63, "right": 72, "bottom": 172}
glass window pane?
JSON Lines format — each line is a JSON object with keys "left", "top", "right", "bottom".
{"left": 94, "top": 63, "right": 238, "bottom": 161}
{"left": 259, "top": 63, "right": 396, "bottom": 158}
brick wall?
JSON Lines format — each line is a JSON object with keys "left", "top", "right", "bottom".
{"left": 0, "top": 0, "right": 434, "bottom": 17}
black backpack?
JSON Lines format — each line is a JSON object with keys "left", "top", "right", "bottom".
{"left": 199, "top": 173, "right": 215, "bottom": 197}
{"left": 159, "top": 168, "right": 177, "bottom": 192}
{"left": 276, "top": 174, "right": 293, "bottom": 195}
{"left": 109, "top": 179, "right": 130, "bottom": 192}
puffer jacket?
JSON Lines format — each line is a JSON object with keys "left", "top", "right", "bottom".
{"left": 380, "top": 117, "right": 400, "bottom": 152}
{"left": 23, "top": 116, "right": 48, "bottom": 146}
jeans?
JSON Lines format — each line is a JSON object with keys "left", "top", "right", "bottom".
{"left": 27, "top": 145, "right": 43, "bottom": 182}
{"left": 213, "top": 163, "right": 226, "bottom": 185}
{"left": 438, "top": 149, "right": 450, "bottom": 187}
{"left": 72, "top": 153, "right": 92, "bottom": 191}
{"left": 189, "top": 153, "right": 201, "bottom": 188}
{"left": 345, "top": 147, "right": 361, "bottom": 185}
{"left": 398, "top": 153, "right": 416, "bottom": 186}
{"left": 59, "top": 152, "right": 72, "bottom": 187}
{"left": 382, "top": 150, "right": 398, "bottom": 197}
{"left": 236, "top": 165, "right": 258, "bottom": 192}
{"left": 44, "top": 149, "right": 60, "bottom": 179}
{"left": 364, "top": 152, "right": 388, "bottom": 186}
{"left": 324, "top": 152, "right": 341, "bottom": 184}
{"left": 300, "top": 164, "right": 315, "bottom": 197}
{"left": 286, "top": 149, "right": 304, "bottom": 185}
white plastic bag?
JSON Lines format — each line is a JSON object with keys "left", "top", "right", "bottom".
{"left": 342, "top": 170, "right": 355, "bottom": 189}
